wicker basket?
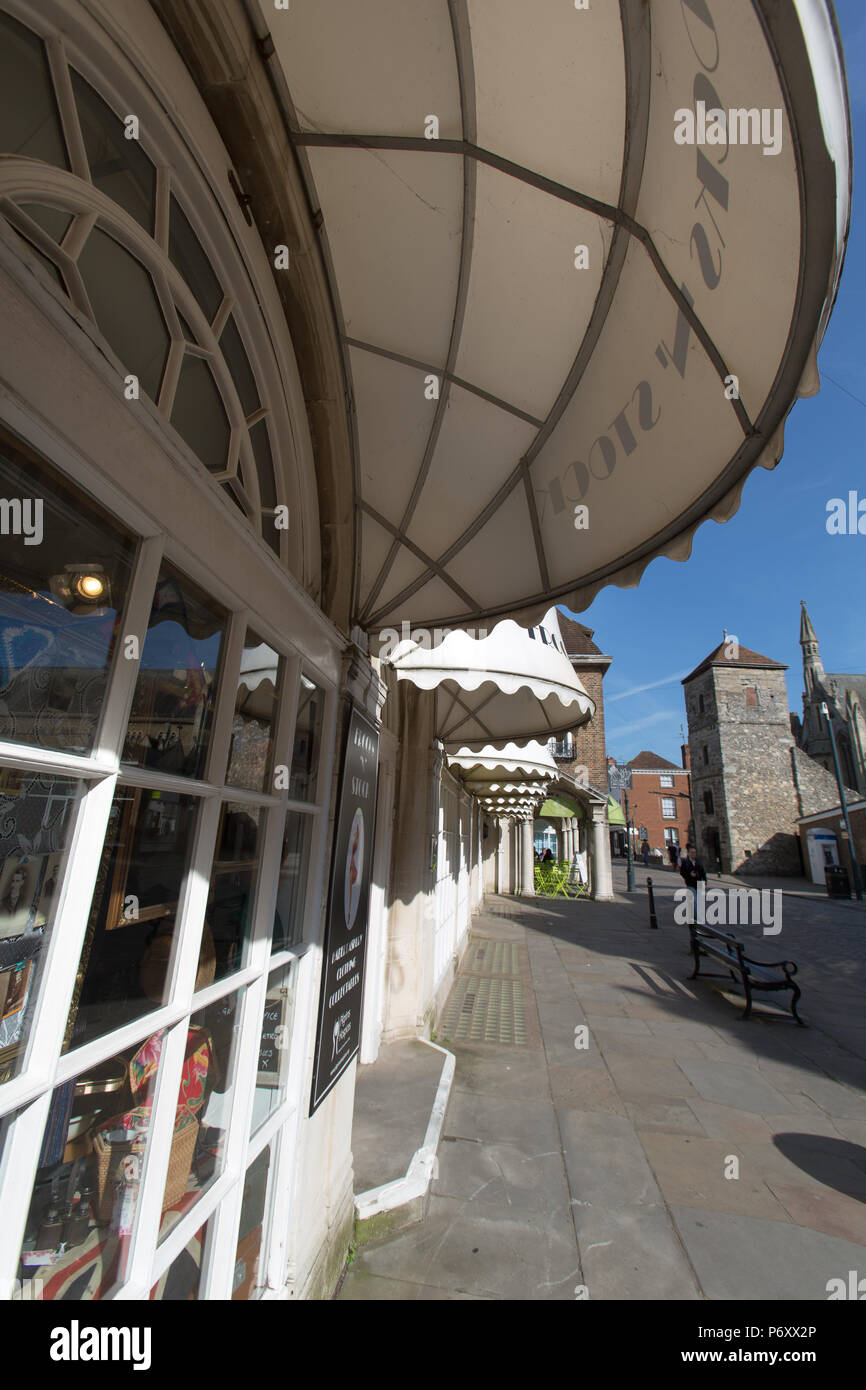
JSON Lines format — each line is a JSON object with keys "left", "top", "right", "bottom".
{"left": 92, "top": 1111, "right": 198, "bottom": 1223}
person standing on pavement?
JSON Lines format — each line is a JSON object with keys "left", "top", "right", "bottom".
{"left": 679, "top": 843, "right": 706, "bottom": 918}
{"left": 641, "top": 839, "right": 650, "bottom": 867}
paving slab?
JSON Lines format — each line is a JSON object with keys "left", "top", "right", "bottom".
{"left": 349, "top": 1193, "right": 580, "bottom": 1301}
{"left": 547, "top": 1065, "right": 628, "bottom": 1115}
{"left": 560, "top": 1110, "right": 662, "bottom": 1206}
{"left": 571, "top": 1202, "right": 702, "bottom": 1300}
{"left": 671, "top": 1207, "right": 866, "bottom": 1301}
{"left": 638, "top": 1132, "right": 791, "bottom": 1222}
{"left": 351, "top": 1038, "right": 445, "bottom": 1192}
{"left": 677, "top": 1058, "right": 803, "bottom": 1115}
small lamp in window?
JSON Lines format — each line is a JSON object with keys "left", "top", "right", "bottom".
{"left": 49, "top": 564, "right": 112, "bottom": 615}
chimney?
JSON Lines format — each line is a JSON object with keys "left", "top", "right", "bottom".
{"left": 681, "top": 744, "right": 691, "bottom": 771}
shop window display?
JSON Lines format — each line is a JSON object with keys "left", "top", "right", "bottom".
{"left": 122, "top": 565, "right": 226, "bottom": 781}
{"left": 63, "top": 787, "right": 201, "bottom": 1054}
{"left": 18, "top": 1038, "right": 163, "bottom": 1298}
{"left": 272, "top": 812, "right": 311, "bottom": 952}
{"left": 290, "top": 676, "right": 324, "bottom": 801}
{"left": 204, "top": 804, "right": 262, "bottom": 982}
{"left": 156, "top": 991, "right": 243, "bottom": 1235}
{"left": 250, "top": 962, "right": 295, "bottom": 1135}
{"left": 20, "top": 988, "right": 243, "bottom": 1298}
{"left": 226, "top": 632, "right": 281, "bottom": 793}
{"left": 0, "top": 770, "right": 84, "bottom": 1084}
{"left": 0, "top": 433, "right": 136, "bottom": 755}
{"left": 232, "top": 1146, "right": 270, "bottom": 1300}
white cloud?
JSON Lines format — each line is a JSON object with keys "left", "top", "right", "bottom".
{"left": 605, "top": 709, "right": 677, "bottom": 743}
{"left": 607, "top": 670, "right": 690, "bottom": 702}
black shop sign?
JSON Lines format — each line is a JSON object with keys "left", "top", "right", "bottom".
{"left": 310, "top": 703, "right": 379, "bottom": 1113}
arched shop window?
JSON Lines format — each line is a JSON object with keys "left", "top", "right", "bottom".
{"left": 0, "top": 5, "right": 332, "bottom": 1302}
{"left": 0, "top": 7, "right": 291, "bottom": 564}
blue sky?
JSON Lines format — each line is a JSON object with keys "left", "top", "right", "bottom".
{"left": 566, "top": 0, "right": 866, "bottom": 768}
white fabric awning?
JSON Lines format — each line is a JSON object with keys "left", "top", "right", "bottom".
{"left": 258, "top": 0, "right": 850, "bottom": 629}
{"left": 387, "top": 607, "right": 593, "bottom": 745}
{"left": 448, "top": 739, "right": 559, "bottom": 782}
{"left": 466, "top": 781, "right": 551, "bottom": 797}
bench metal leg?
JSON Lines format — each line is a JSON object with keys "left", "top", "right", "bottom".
{"left": 790, "top": 981, "right": 806, "bottom": 1026}
{"left": 739, "top": 972, "right": 753, "bottom": 1021}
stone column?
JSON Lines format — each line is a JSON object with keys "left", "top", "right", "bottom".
{"left": 590, "top": 809, "right": 614, "bottom": 901}
{"left": 521, "top": 816, "right": 535, "bottom": 895}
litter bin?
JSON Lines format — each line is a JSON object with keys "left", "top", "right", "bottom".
{"left": 825, "top": 864, "right": 850, "bottom": 898}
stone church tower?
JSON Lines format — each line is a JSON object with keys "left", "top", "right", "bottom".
{"left": 682, "top": 640, "right": 802, "bottom": 875}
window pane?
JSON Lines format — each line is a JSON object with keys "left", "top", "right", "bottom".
{"left": 168, "top": 196, "right": 223, "bottom": 325}
{"left": 290, "top": 677, "right": 324, "bottom": 800}
{"left": 150, "top": 1220, "right": 207, "bottom": 1301}
{"left": 249, "top": 418, "right": 277, "bottom": 512}
{"left": 157, "top": 991, "right": 242, "bottom": 1236}
{"left": 171, "top": 354, "right": 232, "bottom": 472}
{"left": 0, "top": 434, "right": 136, "bottom": 755}
{"left": 233, "top": 1146, "right": 271, "bottom": 1299}
{"left": 63, "top": 787, "right": 200, "bottom": 1055}
{"left": 78, "top": 227, "right": 170, "bottom": 402}
{"left": 226, "top": 631, "right": 280, "bottom": 792}
{"left": 272, "top": 811, "right": 311, "bottom": 951}
{"left": 0, "top": 13, "right": 69, "bottom": 168}
{"left": 0, "top": 771, "right": 84, "bottom": 1085}
{"left": 71, "top": 71, "right": 154, "bottom": 232}
{"left": 123, "top": 565, "right": 226, "bottom": 781}
{"left": 204, "top": 804, "right": 262, "bottom": 982}
{"left": 250, "top": 962, "right": 295, "bottom": 1135}
{"left": 220, "top": 315, "right": 259, "bottom": 419}
{"left": 18, "top": 204, "right": 73, "bottom": 245}
{"left": 18, "top": 1037, "right": 162, "bottom": 1298}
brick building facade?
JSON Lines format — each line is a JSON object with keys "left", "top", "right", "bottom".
{"left": 547, "top": 613, "right": 611, "bottom": 793}
{"left": 620, "top": 751, "right": 692, "bottom": 857}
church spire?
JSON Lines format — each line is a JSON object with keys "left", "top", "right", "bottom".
{"left": 800, "top": 601, "right": 824, "bottom": 697}
{"left": 799, "top": 600, "right": 818, "bottom": 648}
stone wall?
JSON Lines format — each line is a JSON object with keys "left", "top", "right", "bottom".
{"left": 686, "top": 665, "right": 803, "bottom": 875}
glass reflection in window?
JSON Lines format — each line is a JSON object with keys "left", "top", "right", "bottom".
{"left": 290, "top": 677, "right": 324, "bottom": 800}
{"left": 19, "top": 1038, "right": 162, "bottom": 1298}
{"left": 0, "top": 435, "right": 136, "bottom": 755}
{"left": 250, "top": 962, "right": 295, "bottom": 1135}
{"left": 272, "top": 812, "right": 311, "bottom": 952}
{"left": 63, "top": 787, "right": 200, "bottom": 1054}
{"left": 226, "top": 631, "right": 280, "bottom": 792}
{"left": 123, "top": 565, "right": 226, "bottom": 781}
{"left": 203, "top": 804, "right": 262, "bottom": 982}
{"left": 233, "top": 1146, "right": 271, "bottom": 1299}
{"left": 0, "top": 771, "right": 84, "bottom": 1086}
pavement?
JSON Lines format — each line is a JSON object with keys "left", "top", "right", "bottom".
{"left": 339, "top": 865, "right": 866, "bottom": 1301}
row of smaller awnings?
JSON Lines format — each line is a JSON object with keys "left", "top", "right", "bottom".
{"left": 449, "top": 738, "right": 555, "bottom": 817}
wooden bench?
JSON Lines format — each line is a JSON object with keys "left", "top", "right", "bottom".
{"left": 687, "top": 922, "right": 804, "bottom": 1025}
